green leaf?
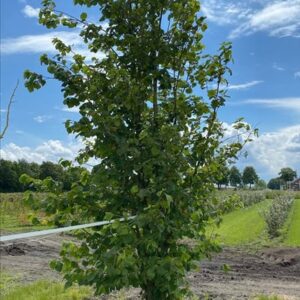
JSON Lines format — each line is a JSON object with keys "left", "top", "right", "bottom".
{"left": 80, "top": 12, "right": 87, "bottom": 21}
{"left": 104, "top": 212, "right": 114, "bottom": 221}
{"left": 221, "top": 264, "right": 231, "bottom": 273}
{"left": 207, "top": 89, "right": 217, "bottom": 98}
{"left": 50, "top": 260, "right": 63, "bottom": 272}
{"left": 130, "top": 185, "right": 139, "bottom": 194}
{"left": 19, "top": 174, "right": 32, "bottom": 184}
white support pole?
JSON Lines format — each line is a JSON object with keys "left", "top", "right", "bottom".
{"left": 0, "top": 216, "right": 135, "bottom": 242}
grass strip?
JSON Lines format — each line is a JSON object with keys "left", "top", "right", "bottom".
{"left": 1, "top": 280, "right": 92, "bottom": 300}
{"left": 208, "top": 199, "right": 271, "bottom": 246}
{"left": 284, "top": 198, "right": 300, "bottom": 246}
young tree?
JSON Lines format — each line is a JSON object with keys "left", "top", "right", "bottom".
{"left": 229, "top": 166, "right": 241, "bottom": 187}
{"left": 242, "top": 166, "right": 258, "bottom": 189}
{"left": 23, "top": 0, "right": 253, "bottom": 298}
{"left": 0, "top": 159, "right": 19, "bottom": 192}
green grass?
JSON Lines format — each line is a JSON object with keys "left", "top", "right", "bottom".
{"left": 208, "top": 199, "right": 271, "bottom": 246}
{"left": 0, "top": 280, "right": 92, "bottom": 300}
{"left": 253, "top": 295, "right": 283, "bottom": 300}
{"left": 0, "top": 272, "right": 19, "bottom": 295}
{"left": 284, "top": 198, "right": 300, "bottom": 246}
{"left": 0, "top": 193, "right": 50, "bottom": 233}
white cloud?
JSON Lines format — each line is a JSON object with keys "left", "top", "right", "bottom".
{"left": 244, "top": 125, "right": 300, "bottom": 177}
{"left": 243, "top": 97, "right": 300, "bottom": 112}
{"left": 294, "top": 71, "right": 300, "bottom": 78}
{"left": 227, "top": 80, "right": 263, "bottom": 90}
{"left": 0, "top": 139, "right": 100, "bottom": 169}
{"left": 231, "top": 1, "right": 300, "bottom": 39}
{"left": 0, "top": 140, "right": 81, "bottom": 164}
{"left": 33, "top": 115, "right": 52, "bottom": 123}
{"left": 22, "top": 5, "right": 40, "bottom": 18}
{"left": 0, "top": 109, "right": 7, "bottom": 113}
{"left": 202, "top": 1, "right": 251, "bottom": 25}
{"left": 226, "top": 115, "right": 300, "bottom": 178}
{"left": 223, "top": 122, "right": 300, "bottom": 178}
{"left": 1, "top": 31, "right": 81, "bottom": 55}
{"left": 0, "top": 31, "right": 105, "bottom": 61}
{"left": 202, "top": 0, "right": 300, "bottom": 39}
{"left": 61, "top": 106, "right": 80, "bottom": 113}
{"left": 273, "top": 63, "right": 285, "bottom": 71}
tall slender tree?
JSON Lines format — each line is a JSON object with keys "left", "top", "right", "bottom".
{"left": 23, "top": 0, "right": 254, "bottom": 298}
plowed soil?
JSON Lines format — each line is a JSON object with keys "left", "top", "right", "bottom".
{"left": 1, "top": 235, "right": 299, "bottom": 299}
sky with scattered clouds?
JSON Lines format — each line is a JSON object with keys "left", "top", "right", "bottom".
{"left": 1, "top": 0, "right": 300, "bottom": 180}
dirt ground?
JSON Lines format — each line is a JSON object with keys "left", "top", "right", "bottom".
{"left": 0, "top": 234, "right": 299, "bottom": 299}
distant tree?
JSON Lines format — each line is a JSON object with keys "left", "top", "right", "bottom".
{"left": 15, "top": 159, "right": 31, "bottom": 191}
{"left": 279, "top": 167, "right": 297, "bottom": 183}
{"left": 267, "top": 178, "right": 281, "bottom": 190}
{"left": 255, "top": 179, "right": 267, "bottom": 190}
{"left": 215, "top": 165, "right": 230, "bottom": 189}
{"left": 0, "top": 159, "right": 19, "bottom": 192}
{"left": 229, "top": 166, "right": 241, "bottom": 187}
{"left": 242, "top": 166, "right": 258, "bottom": 188}
{"left": 40, "top": 161, "right": 63, "bottom": 182}
{"left": 0, "top": 158, "right": 87, "bottom": 192}
{"left": 62, "top": 166, "right": 86, "bottom": 190}
{"left": 28, "top": 162, "right": 41, "bottom": 179}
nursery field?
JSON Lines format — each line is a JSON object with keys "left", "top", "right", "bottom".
{"left": 210, "top": 198, "right": 300, "bottom": 247}
{"left": 1, "top": 192, "right": 300, "bottom": 299}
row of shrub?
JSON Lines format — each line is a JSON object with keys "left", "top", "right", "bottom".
{"left": 264, "top": 193, "right": 294, "bottom": 238}
{"left": 214, "top": 190, "right": 267, "bottom": 215}
{"left": 216, "top": 189, "right": 300, "bottom": 215}
{"left": 237, "top": 191, "right": 266, "bottom": 207}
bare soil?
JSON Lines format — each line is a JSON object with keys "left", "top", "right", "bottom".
{"left": 1, "top": 235, "right": 299, "bottom": 299}
{"left": 189, "top": 247, "right": 300, "bottom": 299}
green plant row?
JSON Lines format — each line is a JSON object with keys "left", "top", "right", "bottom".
{"left": 263, "top": 194, "right": 294, "bottom": 238}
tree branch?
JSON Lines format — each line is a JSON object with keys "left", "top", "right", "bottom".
{"left": 0, "top": 80, "right": 19, "bottom": 140}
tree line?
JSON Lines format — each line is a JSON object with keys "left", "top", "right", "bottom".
{"left": 1, "top": 158, "right": 297, "bottom": 193}
{"left": 216, "top": 165, "right": 298, "bottom": 190}
{"left": 216, "top": 165, "right": 263, "bottom": 189}
{"left": 0, "top": 159, "right": 86, "bottom": 192}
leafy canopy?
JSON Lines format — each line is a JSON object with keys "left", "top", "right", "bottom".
{"left": 23, "top": 0, "right": 254, "bottom": 298}
{"left": 279, "top": 167, "right": 297, "bottom": 183}
{"left": 242, "top": 166, "right": 258, "bottom": 187}
{"left": 229, "top": 166, "right": 242, "bottom": 187}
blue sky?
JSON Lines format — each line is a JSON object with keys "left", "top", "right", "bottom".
{"left": 1, "top": 0, "right": 300, "bottom": 180}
